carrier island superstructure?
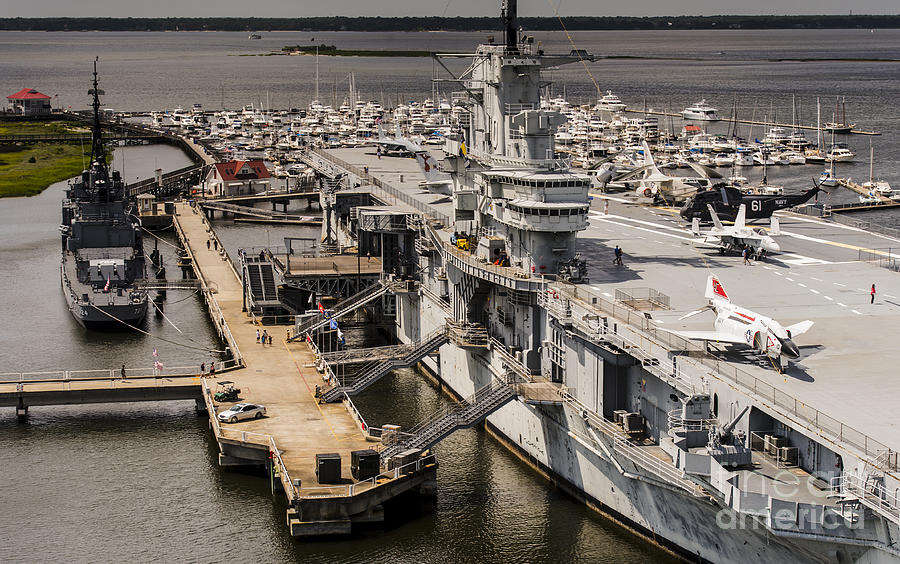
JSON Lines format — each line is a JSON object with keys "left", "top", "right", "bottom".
{"left": 292, "top": 2, "right": 900, "bottom": 560}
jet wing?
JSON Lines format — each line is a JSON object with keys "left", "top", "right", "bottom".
{"left": 785, "top": 320, "right": 813, "bottom": 337}
{"left": 672, "top": 330, "right": 746, "bottom": 344}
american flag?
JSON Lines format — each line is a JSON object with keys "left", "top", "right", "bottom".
{"left": 104, "top": 275, "right": 110, "bottom": 292}
{"left": 154, "top": 360, "right": 164, "bottom": 370}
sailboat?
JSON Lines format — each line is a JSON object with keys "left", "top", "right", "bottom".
{"left": 824, "top": 96, "right": 855, "bottom": 133}
{"left": 860, "top": 140, "right": 893, "bottom": 196}
{"left": 804, "top": 97, "right": 826, "bottom": 163}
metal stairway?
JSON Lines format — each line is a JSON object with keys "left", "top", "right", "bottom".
{"left": 379, "top": 378, "right": 517, "bottom": 462}
{"left": 293, "top": 280, "right": 395, "bottom": 338}
{"left": 244, "top": 260, "right": 280, "bottom": 313}
{"left": 321, "top": 326, "right": 449, "bottom": 403}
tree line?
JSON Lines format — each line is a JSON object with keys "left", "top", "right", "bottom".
{"left": 1, "top": 15, "right": 899, "bottom": 32}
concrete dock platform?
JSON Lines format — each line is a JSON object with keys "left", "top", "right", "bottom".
{"left": 173, "top": 202, "right": 436, "bottom": 536}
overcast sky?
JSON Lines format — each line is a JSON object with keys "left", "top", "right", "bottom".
{"left": 7, "top": 0, "right": 899, "bottom": 18}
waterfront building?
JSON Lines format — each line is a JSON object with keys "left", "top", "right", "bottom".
{"left": 6, "top": 88, "right": 52, "bottom": 115}
{"left": 204, "top": 160, "right": 271, "bottom": 197}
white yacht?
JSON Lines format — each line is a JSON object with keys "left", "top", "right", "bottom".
{"left": 594, "top": 90, "right": 626, "bottom": 112}
{"left": 681, "top": 99, "right": 720, "bottom": 121}
{"left": 826, "top": 144, "right": 856, "bottom": 162}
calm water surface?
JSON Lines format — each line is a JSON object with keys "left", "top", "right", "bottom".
{"left": 2, "top": 29, "right": 899, "bottom": 561}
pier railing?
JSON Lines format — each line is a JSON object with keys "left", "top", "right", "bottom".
{"left": 0, "top": 361, "right": 240, "bottom": 384}
{"left": 173, "top": 206, "right": 243, "bottom": 366}
{"left": 553, "top": 282, "right": 894, "bottom": 466}
{"left": 200, "top": 379, "right": 299, "bottom": 500}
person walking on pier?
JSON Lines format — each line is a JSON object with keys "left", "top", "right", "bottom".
{"left": 206, "top": 240, "right": 210, "bottom": 250}
{"left": 262, "top": 330, "right": 269, "bottom": 346}
{"left": 121, "top": 363, "right": 126, "bottom": 380}
{"left": 613, "top": 245, "right": 623, "bottom": 266}
{"left": 200, "top": 362, "right": 205, "bottom": 375}
{"left": 213, "top": 240, "right": 218, "bottom": 252}
{"left": 256, "top": 329, "right": 261, "bottom": 344}
{"left": 209, "top": 362, "right": 216, "bottom": 377}
{"left": 871, "top": 283, "right": 876, "bottom": 304}
{"left": 742, "top": 247, "right": 750, "bottom": 266}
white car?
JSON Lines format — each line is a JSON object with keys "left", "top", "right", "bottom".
{"left": 218, "top": 403, "right": 266, "bottom": 423}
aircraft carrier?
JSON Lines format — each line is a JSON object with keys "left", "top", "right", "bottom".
{"left": 296, "top": 3, "right": 900, "bottom": 561}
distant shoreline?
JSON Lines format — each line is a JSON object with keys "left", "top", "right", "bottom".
{"left": 1, "top": 15, "right": 899, "bottom": 32}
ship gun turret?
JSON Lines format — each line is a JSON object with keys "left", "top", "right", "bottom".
{"left": 707, "top": 406, "right": 752, "bottom": 468}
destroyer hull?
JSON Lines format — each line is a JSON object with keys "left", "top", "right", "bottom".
{"left": 61, "top": 260, "right": 147, "bottom": 330}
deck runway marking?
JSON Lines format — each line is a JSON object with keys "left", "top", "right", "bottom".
{"left": 837, "top": 302, "right": 847, "bottom": 307}
{"left": 886, "top": 294, "right": 897, "bottom": 299}
{"left": 589, "top": 192, "right": 632, "bottom": 203}
{"left": 824, "top": 296, "right": 833, "bottom": 301}
{"left": 590, "top": 212, "right": 693, "bottom": 236}
{"left": 798, "top": 283, "right": 807, "bottom": 288}
{"left": 776, "top": 254, "right": 832, "bottom": 266}
{"left": 834, "top": 282, "right": 846, "bottom": 287}
{"left": 780, "top": 229, "right": 896, "bottom": 257}
{"left": 786, "top": 277, "right": 795, "bottom": 281}
{"left": 811, "top": 277, "right": 822, "bottom": 281}
{"left": 810, "top": 289, "right": 820, "bottom": 294}
{"left": 786, "top": 214, "right": 900, "bottom": 242}
{"left": 588, "top": 216, "right": 693, "bottom": 241}
{"left": 852, "top": 310, "right": 863, "bottom": 315}
{"left": 773, "top": 272, "right": 783, "bottom": 276}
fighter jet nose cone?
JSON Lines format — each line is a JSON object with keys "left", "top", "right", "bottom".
{"left": 770, "top": 241, "right": 781, "bottom": 252}
{"left": 782, "top": 338, "right": 800, "bottom": 359}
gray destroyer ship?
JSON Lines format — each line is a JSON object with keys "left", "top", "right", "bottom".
{"left": 295, "top": 2, "right": 899, "bottom": 560}
{"left": 60, "top": 61, "right": 148, "bottom": 329}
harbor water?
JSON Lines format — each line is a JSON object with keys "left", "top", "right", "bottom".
{"left": 2, "top": 28, "right": 899, "bottom": 560}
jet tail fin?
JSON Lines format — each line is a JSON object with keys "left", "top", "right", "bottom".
{"left": 707, "top": 204, "right": 724, "bottom": 230}
{"left": 414, "top": 150, "right": 442, "bottom": 182}
{"left": 770, "top": 215, "right": 781, "bottom": 236}
{"left": 734, "top": 204, "right": 747, "bottom": 230}
{"left": 704, "top": 274, "right": 731, "bottom": 304}
{"left": 641, "top": 141, "right": 660, "bottom": 176}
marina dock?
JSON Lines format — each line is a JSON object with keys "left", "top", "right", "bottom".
{"left": 622, "top": 108, "right": 881, "bottom": 136}
{"left": 171, "top": 202, "right": 437, "bottom": 536}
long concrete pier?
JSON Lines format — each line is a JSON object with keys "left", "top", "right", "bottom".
{"left": 172, "top": 202, "right": 437, "bottom": 536}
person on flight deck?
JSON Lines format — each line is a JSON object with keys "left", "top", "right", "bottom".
{"left": 871, "top": 283, "right": 876, "bottom": 304}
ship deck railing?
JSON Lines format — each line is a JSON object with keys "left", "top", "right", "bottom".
{"left": 309, "top": 147, "right": 451, "bottom": 226}
{"left": 559, "top": 389, "right": 707, "bottom": 498}
{"left": 551, "top": 282, "right": 895, "bottom": 468}
{"left": 832, "top": 473, "right": 900, "bottom": 526}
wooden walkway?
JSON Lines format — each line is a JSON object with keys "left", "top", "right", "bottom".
{"left": 173, "top": 203, "right": 375, "bottom": 491}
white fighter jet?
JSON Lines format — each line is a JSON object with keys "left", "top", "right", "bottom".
{"left": 691, "top": 203, "right": 780, "bottom": 259}
{"left": 413, "top": 150, "right": 453, "bottom": 195}
{"left": 674, "top": 274, "right": 813, "bottom": 370}
{"left": 615, "top": 141, "right": 720, "bottom": 201}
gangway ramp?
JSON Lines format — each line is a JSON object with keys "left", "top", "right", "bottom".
{"left": 379, "top": 378, "right": 517, "bottom": 463}
{"left": 320, "top": 326, "right": 449, "bottom": 403}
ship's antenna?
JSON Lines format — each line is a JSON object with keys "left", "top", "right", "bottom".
{"left": 88, "top": 56, "right": 105, "bottom": 164}
{"left": 502, "top": 0, "right": 518, "bottom": 53}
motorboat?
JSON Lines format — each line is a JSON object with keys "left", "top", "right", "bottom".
{"left": 681, "top": 100, "right": 720, "bottom": 121}
{"left": 594, "top": 91, "right": 627, "bottom": 112}
{"left": 826, "top": 144, "right": 855, "bottom": 162}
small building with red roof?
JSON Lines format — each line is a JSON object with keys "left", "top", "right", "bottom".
{"left": 7, "top": 88, "right": 52, "bottom": 115}
{"left": 204, "top": 159, "right": 271, "bottom": 197}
